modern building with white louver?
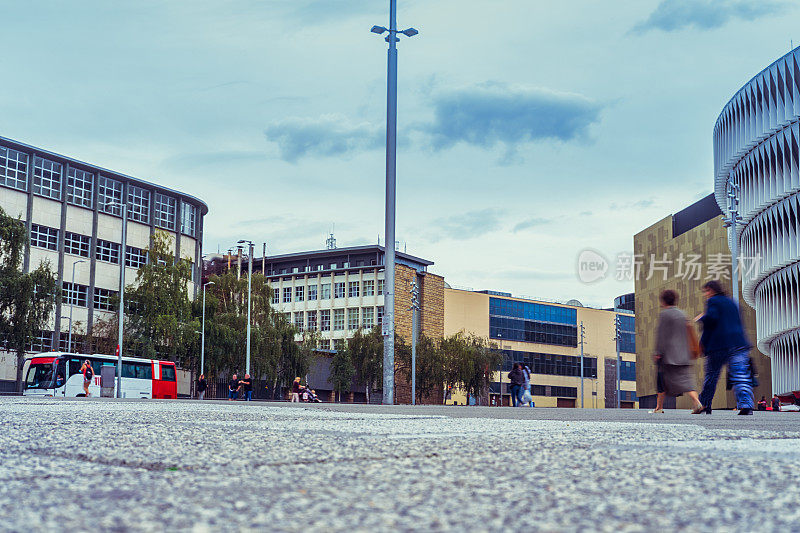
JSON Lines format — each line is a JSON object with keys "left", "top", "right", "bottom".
{"left": 713, "top": 47, "right": 800, "bottom": 395}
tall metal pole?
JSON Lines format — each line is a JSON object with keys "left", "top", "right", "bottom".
{"left": 381, "top": 0, "right": 399, "bottom": 405}
{"left": 116, "top": 203, "right": 127, "bottom": 398}
{"left": 579, "top": 321, "right": 584, "bottom": 409}
{"left": 68, "top": 260, "right": 85, "bottom": 353}
{"left": 201, "top": 282, "right": 214, "bottom": 376}
{"left": 725, "top": 171, "right": 742, "bottom": 306}
{"left": 410, "top": 280, "right": 419, "bottom": 405}
{"left": 246, "top": 242, "right": 253, "bottom": 375}
{"left": 372, "top": 0, "right": 416, "bottom": 405}
{"left": 615, "top": 316, "right": 620, "bottom": 409}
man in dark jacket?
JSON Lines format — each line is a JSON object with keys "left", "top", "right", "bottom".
{"left": 694, "top": 280, "right": 754, "bottom": 415}
{"left": 507, "top": 363, "right": 525, "bottom": 407}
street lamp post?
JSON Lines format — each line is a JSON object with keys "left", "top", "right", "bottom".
{"left": 723, "top": 170, "right": 743, "bottom": 305}
{"left": 409, "top": 280, "right": 420, "bottom": 406}
{"left": 238, "top": 240, "right": 254, "bottom": 375}
{"left": 579, "top": 321, "right": 585, "bottom": 409}
{"left": 105, "top": 201, "right": 127, "bottom": 398}
{"left": 68, "top": 259, "right": 86, "bottom": 353}
{"left": 372, "top": 0, "right": 418, "bottom": 405}
{"left": 614, "top": 316, "right": 621, "bottom": 409}
{"left": 201, "top": 281, "right": 215, "bottom": 376}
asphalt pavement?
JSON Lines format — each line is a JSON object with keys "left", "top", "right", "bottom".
{"left": 1, "top": 398, "right": 799, "bottom": 532}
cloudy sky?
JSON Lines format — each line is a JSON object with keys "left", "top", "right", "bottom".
{"left": 0, "top": 0, "right": 796, "bottom": 307}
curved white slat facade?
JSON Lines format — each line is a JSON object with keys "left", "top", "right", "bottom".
{"left": 713, "top": 47, "right": 800, "bottom": 394}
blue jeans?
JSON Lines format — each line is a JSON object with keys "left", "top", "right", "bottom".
{"left": 699, "top": 347, "right": 754, "bottom": 409}
{"left": 510, "top": 385, "right": 522, "bottom": 407}
{"left": 229, "top": 390, "right": 238, "bottom": 400}
{"left": 245, "top": 391, "right": 252, "bottom": 401}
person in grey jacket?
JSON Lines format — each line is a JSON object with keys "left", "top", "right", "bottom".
{"left": 652, "top": 290, "right": 702, "bottom": 413}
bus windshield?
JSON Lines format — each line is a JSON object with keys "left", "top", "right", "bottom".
{"left": 25, "top": 362, "right": 57, "bottom": 389}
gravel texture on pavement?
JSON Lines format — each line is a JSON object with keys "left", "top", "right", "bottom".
{"left": 1, "top": 398, "right": 799, "bottom": 532}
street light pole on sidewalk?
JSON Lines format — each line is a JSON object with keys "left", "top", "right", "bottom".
{"left": 201, "top": 281, "right": 214, "bottom": 376}
{"left": 723, "top": 170, "right": 743, "bottom": 305}
{"left": 579, "top": 321, "right": 585, "bottom": 409}
{"left": 372, "top": 0, "right": 418, "bottom": 405}
{"left": 410, "top": 280, "right": 420, "bottom": 405}
{"left": 615, "top": 316, "right": 621, "bottom": 409}
{"left": 67, "top": 259, "right": 86, "bottom": 353}
{"left": 105, "top": 201, "right": 127, "bottom": 398}
{"left": 238, "top": 240, "right": 254, "bottom": 375}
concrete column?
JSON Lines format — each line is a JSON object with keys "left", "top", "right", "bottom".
{"left": 22, "top": 151, "right": 35, "bottom": 274}
{"left": 85, "top": 172, "right": 100, "bottom": 351}
{"left": 51, "top": 162, "right": 69, "bottom": 351}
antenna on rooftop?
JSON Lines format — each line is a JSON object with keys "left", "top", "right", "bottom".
{"left": 326, "top": 223, "right": 337, "bottom": 250}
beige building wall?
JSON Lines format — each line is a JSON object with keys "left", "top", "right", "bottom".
{"left": 0, "top": 188, "right": 28, "bottom": 218}
{"left": 444, "top": 288, "right": 637, "bottom": 408}
{"left": 444, "top": 289, "right": 489, "bottom": 337}
{"left": 634, "top": 214, "right": 769, "bottom": 409}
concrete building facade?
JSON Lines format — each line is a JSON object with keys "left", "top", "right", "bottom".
{"left": 633, "top": 195, "right": 770, "bottom": 409}
{"left": 444, "top": 288, "right": 637, "bottom": 408}
{"left": 0, "top": 136, "right": 207, "bottom": 389}
{"left": 236, "top": 245, "right": 445, "bottom": 403}
{"left": 713, "top": 47, "right": 800, "bottom": 395}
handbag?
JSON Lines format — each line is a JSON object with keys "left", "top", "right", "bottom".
{"left": 686, "top": 322, "right": 701, "bottom": 359}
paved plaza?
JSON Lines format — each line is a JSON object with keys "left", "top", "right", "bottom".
{"left": 1, "top": 398, "right": 799, "bottom": 532}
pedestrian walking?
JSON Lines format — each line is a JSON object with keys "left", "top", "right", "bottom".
{"left": 240, "top": 374, "right": 253, "bottom": 401}
{"left": 228, "top": 374, "right": 239, "bottom": 401}
{"left": 772, "top": 395, "right": 781, "bottom": 412}
{"left": 693, "top": 280, "right": 755, "bottom": 415}
{"left": 291, "top": 377, "right": 302, "bottom": 402}
{"left": 508, "top": 363, "right": 524, "bottom": 407}
{"left": 651, "top": 290, "right": 703, "bottom": 413}
{"left": 81, "top": 360, "right": 94, "bottom": 397}
{"left": 197, "top": 374, "right": 207, "bottom": 400}
{"left": 521, "top": 363, "right": 533, "bottom": 407}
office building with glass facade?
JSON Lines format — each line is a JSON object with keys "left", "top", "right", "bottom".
{"left": 0, "top": 135, "right": 207, "bottom": 388}
{"left": 445, "top": 288, "right": 636, "bottom": 408}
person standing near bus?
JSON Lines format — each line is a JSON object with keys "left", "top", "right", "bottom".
{"left": 197, "top": 374, "right": 207, "bottom": 400}
{"left": 81, "top": 360, "right": 94, "bottom": 397}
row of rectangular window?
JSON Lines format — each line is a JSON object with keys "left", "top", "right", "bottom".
{"left": 33, "top": 224, "right": 149, "bottom": 268}
{"left": 267, "top": 260, "right": 383, "bottom": 276}
{"left": 489, "top": 297, "right": 578, "bottom": 325}
{"left": 275, "top": 280, "right": 383, "bottom": 303}
{"left": 501, "top": 349, "right": 597, "bottom": 377}
{"left": 62, "top": 282, "right": 118, "bottom": 311}
{"left": 0, "top": 147, "right": 197, "bottom": 236}
{"left": 291, "top": 307, "right": 382, "bottom": 332}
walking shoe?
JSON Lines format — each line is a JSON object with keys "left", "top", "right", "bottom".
{"left": 738, "top": 408, "right": 754, "bottom": 415}
{"left": 691, "top": 405, "right": 711, "bottom": 414}
{"left": 648, "top": 408, "right": 664, "bottom": 413}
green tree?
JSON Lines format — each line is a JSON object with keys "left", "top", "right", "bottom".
{"left": 329, "top": 344, "right": 355, "bottom": 402}
{"left": 0, "top": 207, "right": 58, "bottom": 392}
{"left": 346, "top": 327, "right": 383, "bottom": 403}
{"left": 441, "top": 332, "right": 503, "bottom": 406}
{"left": 202, "top": 268, "right": 283, "bottom": 383}
{"left": 124, "top": 231, "right": 199, "bottom": 364}
{"left": 396, "top": 333, "right": 445, "bottom": 404}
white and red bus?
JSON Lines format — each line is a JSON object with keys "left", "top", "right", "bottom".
{"left": 22, "top": 352, "right": 177, "bottom": 399}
